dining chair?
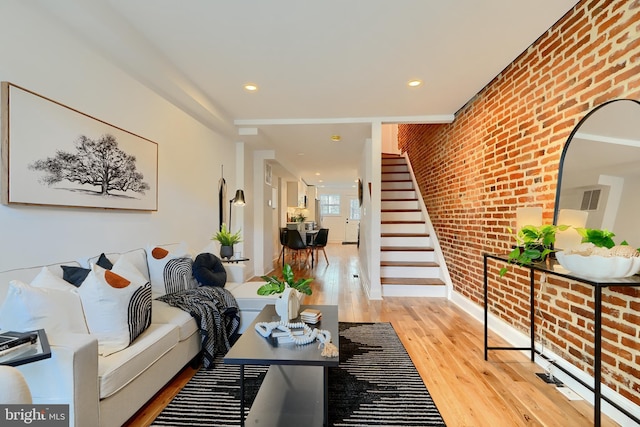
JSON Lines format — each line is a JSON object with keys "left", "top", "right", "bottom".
{"left": 278, "top": 227, "right": 288, "bottom": 264}
{"left": 286, "top": 229, "right": 310, "bottom": 268}
{"left": 311, "top": 228, "right": 329, "bottom": 264}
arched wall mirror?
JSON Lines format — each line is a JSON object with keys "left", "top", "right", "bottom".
{"left": 554, "top": 99, "right": 640, "bottom": 250}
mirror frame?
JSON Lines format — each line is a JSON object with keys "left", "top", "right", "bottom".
{"left": 553, "top": 98, "right": 640, "bottom": 227}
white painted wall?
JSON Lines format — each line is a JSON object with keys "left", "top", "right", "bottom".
{"left": 0, "top": 1, "right": 236, "bottom": 270}
{"left": 381, "top": 124, "right": 400, "bottom": 154}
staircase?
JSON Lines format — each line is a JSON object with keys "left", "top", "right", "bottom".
{"left": 380, "top": 153, "right": 448, "bottom": 297}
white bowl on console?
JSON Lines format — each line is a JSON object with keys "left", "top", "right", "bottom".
{"left": 555, "top": 251, "right": 640, "bottom": 279}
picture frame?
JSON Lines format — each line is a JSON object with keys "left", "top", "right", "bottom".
{"left": 1, "top": 82, "right": 158, "bottom": 211}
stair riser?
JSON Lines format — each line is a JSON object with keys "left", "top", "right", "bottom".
{"left": 380, "top": 267, "right": 441, "bottom": 278}
{"left": 380, "top": 251, "right": 435, "bottom": 262}
{"left": 382, "top": 285, "right": 448, "bottom": 298}
{"left": 381, "top": 236, "right": 431, "bottom": 246}
{"left": 381, "top": 165, "right": 409, "bottom": 173}
{"left": 381, "top": 211, "right": 423, "bottom": 222}
{"left": 381, "top": 223, "right": 427, "bottom": 234}
{"left": 382, "top": 200, "right": 419, "bottom": 210}
{"left": 381, "top": 181, "right": 414, "bottom": 191}
{"left": 382, "top": 172, "right": 412, "bottom": 181}
{"left": 381, "top": 190, "right": 416, "bottom": 199}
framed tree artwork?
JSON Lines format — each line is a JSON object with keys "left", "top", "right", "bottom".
{"left": 1, "top": 82, "right": 158, "bottom": 211}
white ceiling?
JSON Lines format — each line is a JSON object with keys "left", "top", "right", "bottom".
{"left": 36, "top": 0, "right": 578, "bottom": 188}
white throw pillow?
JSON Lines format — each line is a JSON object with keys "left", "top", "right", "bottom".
{"left": 0, "top": 269, "right": 89, "bottom": 339}
{"left": 146, "top": 243, "right": 196, "bottom": 298}
{"left": 78, "top": 264, "right": 151, "bottom": 356}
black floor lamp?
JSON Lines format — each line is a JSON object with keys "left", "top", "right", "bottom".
{"left": 229, "top": 189, "right": 245, "bottom": 230}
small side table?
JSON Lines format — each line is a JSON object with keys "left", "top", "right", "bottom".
{"left": 0, "top": 329, "right": 51, "bottom": 367}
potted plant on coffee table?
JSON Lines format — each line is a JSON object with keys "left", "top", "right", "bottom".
{"left": 499, "top": 223, "right": 569, "bottom": 277}
{"left": 257, "top": 263, "right": 313, "bottom": 296}
{"left": 212, "top": 223, "right": 242, "bottom": 259}
{"left": 257, "top": 264, "right": 313, "bottom": 320}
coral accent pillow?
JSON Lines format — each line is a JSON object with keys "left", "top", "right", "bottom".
{"left": 78, "top": 263, "right": 151, "bottom": 356}
{"left": 146, "top": 244, "right": 196, "bottom": 298}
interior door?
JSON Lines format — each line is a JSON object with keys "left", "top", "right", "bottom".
{"left": 344, "top": 198, "right": 360, "bottom": 243}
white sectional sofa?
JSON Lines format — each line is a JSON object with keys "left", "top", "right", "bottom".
{"left": 0, "top": 244, "right": 283, "bottom": 427}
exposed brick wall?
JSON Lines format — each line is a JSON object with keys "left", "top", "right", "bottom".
{"left": 399, "top": 0, "right": 640, "bottom": 406}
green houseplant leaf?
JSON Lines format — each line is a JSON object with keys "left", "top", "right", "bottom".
{"left": 257, "top": 264, "right": 313, "bottom": 296}
{"left": 499, "top": 223, "right": 569, "bottom": 278}
{"left": 575, "top": 228, "right": 616, "bottom": 249}
{"left": 212, "top": 223, "right": 242, "bottom": 246}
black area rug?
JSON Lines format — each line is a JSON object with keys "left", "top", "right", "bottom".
{"left": 152, "top": 322, "right": 446, "bottom": 427}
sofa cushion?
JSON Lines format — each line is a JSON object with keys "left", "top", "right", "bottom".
{"left": 0, "top": 268, "right": 88, "bottom": 338}
{"left": 84, "top": 249, "right": 150, "bottom": 283}
{"left": 225, "top": 282, "right": 284, "bottom": 311}
{"left": 151, "top": 300, "right": 199, "bottom": 342}
{"left": 146, "top": 243, "right": 196, "bottom": 298}
{"left": 98, "top": 323, "right": 179, "bottom": 399}
{"left": 78, "top": 264, "right": 152, "bottom": 356}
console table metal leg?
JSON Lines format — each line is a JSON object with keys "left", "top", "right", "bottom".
{"left": 529, "top": 268, "right": 535, "bottom": 362}
{"left": 594, "top": 287, "right": 602, "bottom": 427}
{"left": 240, "top": 364, "right": 245, "bottom": 427}
{"left": 483, "top": 255, "right": 488, "bottom": 361}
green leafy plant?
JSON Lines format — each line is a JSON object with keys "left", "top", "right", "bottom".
{"left": 499, "top": 224, "right": 569, "bottom": 277}
{"left": 212, "top": 223, "right": 242, "bottom": 246}
{"left": 293, "top": 213, "right": 306, "bottom": 222}
{"left": 575, "top": 228, "right": 617, "bottom": 248}
{"left": 257, "top": 264, "right": 313, "bottom": 296}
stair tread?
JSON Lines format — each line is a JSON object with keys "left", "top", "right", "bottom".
{"left": 381, "top": 233, "right": 429, "bottom": 237}
{"left": 382, "top": 198, "right": 419, "bottom": 201}
{"left": 380, "top": 277, "right": 445, "bottom": 286}
{"left": 380, "top": 246, "right": 434, "bottom": 251}
{"left": 381, "top": 188, "right": 414, "bottom": 191}
{"left": 381, "top": 220, "right": 425, "bottom": 224}
{"left": 381, "top": 261, "right": 439, "bottom": 267}
{"left": 381, "top": 209, "right": 421, "bottom": 212}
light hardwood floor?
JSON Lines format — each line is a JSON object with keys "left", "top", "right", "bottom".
{"left": 125, "top": 243, "right": 617, "bottom": 427}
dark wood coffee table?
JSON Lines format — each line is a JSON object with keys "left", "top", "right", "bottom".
{"left": 224, "top": 304, "right": 339, "bottom": 427}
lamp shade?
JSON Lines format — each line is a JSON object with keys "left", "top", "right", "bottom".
{"left": 232, "top": 189, "right": 245, "bottom": 206}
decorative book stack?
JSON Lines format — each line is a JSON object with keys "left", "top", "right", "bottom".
{"left": 300, "top": 308, "right": 322, "bottom": 324}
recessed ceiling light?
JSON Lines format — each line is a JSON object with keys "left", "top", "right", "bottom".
{"left": 330, "top": 135, "right": 341, "bottom": 142}
{"left": 297, "top": 152, "right": 305, "bottom": 156}
{"left": 407, "top": 79, "right": 422, "bottom": 88}
{"left": 315, "top": 172, "right": 321, "bottom": 176}
{"left": 319, "top": 180, "right": 324, "bottom": 183}
{"left": 243, "top": 83, "right": 258, "bottom": 92}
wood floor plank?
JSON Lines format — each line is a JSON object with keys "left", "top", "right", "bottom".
{"left": 124, "top": 243, "right": 619, "bottom": 427}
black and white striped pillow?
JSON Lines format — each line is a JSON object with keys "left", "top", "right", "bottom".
{"left": 146, "top": 244, "right": 197, "bottom": 298}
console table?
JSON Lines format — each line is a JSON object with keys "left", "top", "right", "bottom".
{"left": 483, "top": 254, "right": 640, "bottom": 427}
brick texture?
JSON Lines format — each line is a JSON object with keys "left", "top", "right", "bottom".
{"left": 399, "top": 0, "right": 640, "bottom": 406}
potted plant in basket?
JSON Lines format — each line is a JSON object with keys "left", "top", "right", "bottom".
{"left": 212, "top": 223, "right": 242, "bottom": 259}
{"left": 499, "top": 223, "right": 569, "bottom": 277}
